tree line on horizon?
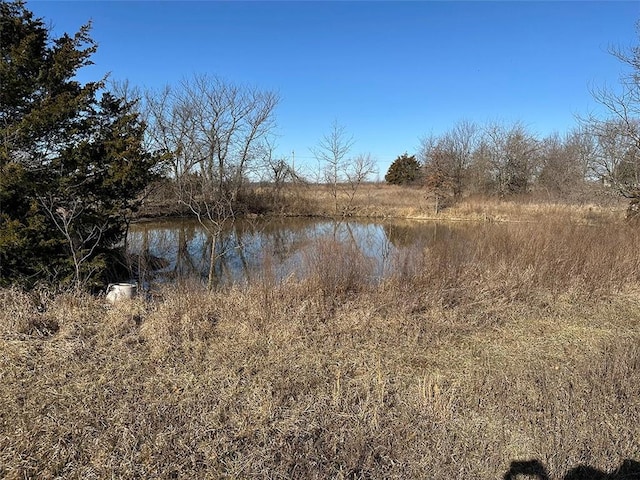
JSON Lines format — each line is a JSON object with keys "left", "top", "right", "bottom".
{"left": 1, "top": 0, "right": 640, "bottom": 289}
{"left": 384, "top": 117, "right": 639, "bottom": 212}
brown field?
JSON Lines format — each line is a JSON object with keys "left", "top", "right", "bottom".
{"left": 140, "top": 180, "right": 628, "bottom": 224}
{"left": 1, "top": 202, "right": 639, "bottom": 479}
{"left": 254, "top": 182, "right": 627, "bottom": 224}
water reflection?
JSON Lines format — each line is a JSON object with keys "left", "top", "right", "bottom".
{"left": 126, "top": 217, "right": 465, "bottom": 287}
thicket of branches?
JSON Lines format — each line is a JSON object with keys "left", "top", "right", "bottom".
{"left": 410, "top": 121, "right": 596, "bottom": 208}
{"left": 382, "top": 111, "right": 638, "bottom": 213}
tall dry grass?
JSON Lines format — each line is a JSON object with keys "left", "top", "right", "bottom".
{"left": 274, "top": 182, "right": 627, "bottom": 225}
{"left": 1, "top": 217, "right": 639, "bottom": 479}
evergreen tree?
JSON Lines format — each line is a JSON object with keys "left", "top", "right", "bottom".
{"left": 385, "top": 153, "right": 421, "bottom": 185}
{"left": 0, "top": 1, "right": 161, "bottom": 289}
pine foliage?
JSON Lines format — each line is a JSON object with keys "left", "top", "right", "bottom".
{"left": 385, "top": 153, "right": 421, "bottom": 185}
{"left": 0, "top": 1, "right": 161, "bottom": 289}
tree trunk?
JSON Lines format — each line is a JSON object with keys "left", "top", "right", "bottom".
{"left": 207, "top": 232, "right": 218, "bottom": 290}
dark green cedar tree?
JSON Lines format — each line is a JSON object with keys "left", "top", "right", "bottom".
{"left": 0, "top": 0, "right": 162, "bottom": 289}
{"left": 385, "top": 153, "right": 421, "bottom": 185}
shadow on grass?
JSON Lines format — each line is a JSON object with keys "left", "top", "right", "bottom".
{"left": 503, "top": 459, "right": 640, "bottom": 480}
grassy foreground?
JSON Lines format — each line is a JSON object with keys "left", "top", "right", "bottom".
{"left": 1, "top": 218, "right": 639, "bottom": 479}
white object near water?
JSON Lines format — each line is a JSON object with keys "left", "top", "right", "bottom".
{"left": 106, "top": 282, "right": 137, "bottom": 304}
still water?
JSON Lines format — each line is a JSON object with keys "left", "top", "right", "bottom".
{"left": 126, "top": 217, "right": 463, "bottom": 287}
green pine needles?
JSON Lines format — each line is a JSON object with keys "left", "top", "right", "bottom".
{"left": 385, "top": 153, "right": 421, "bottom": 185}
{"left": 0, "top": 1, "right": 162, "bottom": 290}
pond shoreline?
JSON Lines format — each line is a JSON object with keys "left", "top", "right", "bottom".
{"left": 135, "top": 183, "right": 628, "bottom": 225}
{"left": 132, "top": 200, "right": 626, "bottom": 226}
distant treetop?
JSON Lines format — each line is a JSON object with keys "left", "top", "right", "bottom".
{"left": 385, "top": 153, "right": 421, "bottom": 185}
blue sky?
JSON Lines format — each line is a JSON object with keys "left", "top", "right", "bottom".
{"left": 29, "top": 1, "right": 640, "bottom": 176}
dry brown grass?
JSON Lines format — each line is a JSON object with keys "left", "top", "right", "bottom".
{"left": 140, "top": 179, "right": 628, "bottom": 225}
{"left": 277, "top": 182, "right": 430, "bottom": 218}
{"left": 274, "top": 183, "right": 628, "bottom": 225}
{"left": 1, "top": 218, "right": 639, "bottom": 479}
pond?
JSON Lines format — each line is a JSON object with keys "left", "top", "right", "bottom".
{"left": 126, "top": 217, "right": 466, "bottom": 287}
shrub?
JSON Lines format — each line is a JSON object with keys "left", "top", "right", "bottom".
{"left": 385, "top": 153, "right": 422, "bottom": 185}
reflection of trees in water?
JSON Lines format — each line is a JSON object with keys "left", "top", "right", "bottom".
{"left": 128, "top": 218, "right": 321, "bottom": 285}
{"left": 126, "top": 220, "right": 199, "bottom": 283}
{"left": 128, "top": 218, "right": 468, "bottom": 286}
{"left": 380, "top": 221, "right": 497, "bottom": 283}
{"left": 383, "top": 222, "right": 423, "bottom": 249}
{"left": 382, "top": 221, "right": 466, "bottom": 249}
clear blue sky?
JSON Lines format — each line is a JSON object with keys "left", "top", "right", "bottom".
{"left": 29, "top": 1, "right": 640, "bottom": 176}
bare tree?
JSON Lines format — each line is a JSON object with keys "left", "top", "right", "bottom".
{"left": 589, "top": 119, "right": 640, "bottom": 194}
{"left": 38, "top": 196, "right": 109, "bottom": 290}
{"left": 344, "top": 152, "right": 378, "bottom": 214}
{"left": 585, "top": 26, "right": 640, "bottom": 214}
{"left": 143, "top": 75, "right": 279, "bottom": 287}
{"left": 537, "top": 129, "right": 594, "bottom": 198}
{"left": 419, "top": 120, "right": 479, "bottom": 208}
{"left": 566, "top": 127, "right": 598, "bottom": 183}
{"left": 420, "top": 134, "right": 456, "bottom": 213}
{"left": 478, "top": 121, "right": 540, "bottom": 197}
{"left": 186, "top": 75, "right": 279, "bottom": 202}
{"left": 443, "top": 120, "right": 479, "bottom": 199}
{"left": 263, "top": 138, "right": 302, "bottom": 191}
{"left": 144, "top": 85, "right": 200, "bottom": 182}
{"left": 312, "top": 121, "right": 356, "bottom": 214}
{"left": 310, "top": 121, "right": 376, "bottom": 216}
{"left": 144, "top": 74, "right": 279, "bottom": 202}
{"left": 181, "top": 176, "right": 234, "bottom": 289}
